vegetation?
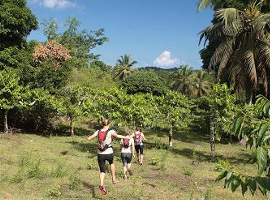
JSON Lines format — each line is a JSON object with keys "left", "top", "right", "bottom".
{"left": 0, "top": 0, "right": 270, "bottom": 198}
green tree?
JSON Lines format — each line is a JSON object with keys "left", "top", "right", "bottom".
{"left": 153, "top": 92, "right": 194, "bottom": 146}
{"left": 42, "top": 17, "right": 108, "bottom": 67}
{"left": 58, "top": 85, "right": 84, "bottom": 136}
{"left": 171, "top": 65, "right": 195, "bottom": 95}
{"left": 122, "top": 71, "right": 167, "bottom": 95}
{"left": 0, "top": 0, "right": 38, "bottom": 49}
{"left": 217, "top": 95, "right": 270, "bottom": 196}
{"left": 0, "top": 69, "right": 24, "bottom": 133}
{"left": 194, "top": 70, "right": 212, "bottom": 97}
{"left": 199, "top": 0, "right": 270, "bottom": 105}
{"left": 114, "top": 54, "right": 137, "bottom": 80}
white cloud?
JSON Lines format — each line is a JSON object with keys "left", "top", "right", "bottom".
{"left": 30, "top": 0, "right": 77, "bottom": 9}
{"left": 154, "top": 51, "right": 180, "bottom": 67}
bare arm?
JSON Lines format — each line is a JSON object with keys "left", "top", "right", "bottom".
{"left": 142, "top": 133, "right": 147, "bottom": 141}
{"left": 87, "top": 133, "right": 97, "bottom": 141}
{"left": 112, "top": 131, "right": 129, "bottom": 139}
{"left": 131, "top": 139, "right": 135, "bottom": 156}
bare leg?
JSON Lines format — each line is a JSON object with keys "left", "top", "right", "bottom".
{"left": 140, "top": 155, "right": 144, "bottom": 165}
{"left": 110, "top": 164, "right": 118, "bottom": 183}
{"left": 137, "top": 153, "right": 140, "bottom": 162}
{"left": 99, "top": 172, "right": 105, "bottom": 186}
{"left": 123, "top": 165, "right": 127, "bottom": 178}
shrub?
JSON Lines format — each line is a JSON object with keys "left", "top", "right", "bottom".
{"left": 213, "top": 159, "right": 233, "bottom": 172}
{"left": 151, "top": 158, "right": 160, "bottom": 166}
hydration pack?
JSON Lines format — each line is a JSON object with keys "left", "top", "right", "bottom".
{"left": 98, "top": 130, "right": 110, "bottom": 151}
{"left": 123, "top": 138, "right": 130, "bottom": 148}
{"left": 134, "top": 132, "right": 141, "bottom": 145}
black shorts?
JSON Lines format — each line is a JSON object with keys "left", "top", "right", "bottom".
{"left": 121, "top": 153, "right": 132, "bottom": 166}
{"left": 135, "top": 145, "right": 144, "bottom": 155}
{"left": 98, "top": 153, "right": 114, "bottom": 173}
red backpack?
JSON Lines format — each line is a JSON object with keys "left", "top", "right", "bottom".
{"left": 98, "top": 130, "right": 110, "bottom": 151}
{"left": 134, "top": 132, "right": 141, "bottom": 145}
{"left": 123, "top": 138, "right": 130, "bottom": 148}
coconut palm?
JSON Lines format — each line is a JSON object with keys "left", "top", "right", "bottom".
{"left": 114, "top": 54, "right": 137, "bottom": 80}
{"left": 171, "top": 65, "right": 195, "bottom": 95}
{"left": 193, "top": 70, "right": 212, "bottom": 97}
{"left": 199, "top": 0, "right": 270, "bottom": 105}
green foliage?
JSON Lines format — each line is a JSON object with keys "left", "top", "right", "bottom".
{"left": 183, "top": 167, "right": 194, "bottom": 176}
{"left": 42, "top": 17, "right": 108, "bottom": 66}
{"left": 217, "top": 95, "right": 270, "bottom": 196}
{"left": 69, "top": 175, "right": 82, "bottom": 190}
{"left": 113, "top": 54, "right": 137, "bottom": 80}
{"left": 199, "top": 0, "right": 270, "bottom": 103}
{"left": 46, "top": 185, "right": 62, "bottom": 198}
{"left": 151, "top": 157, "right": 160, "bottom": 166}
{"left": 0, "top": 68, "right": 24, "bottom": 110}
{"left": 122, "top": 71, "right": 167, "bottom": 95}
{"left": 0, "top": 0, "right": 38, "bottom": 48}
{"left": 213, "top": 159, "right": 233, "bottom": 172}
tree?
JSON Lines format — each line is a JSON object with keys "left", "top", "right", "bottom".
{"left": 0, "top": 0, "right": 38, "bottom": 49}
{"left": 42, "top": 17, "right": 108, "bottom": 67}
{"left": 122, "top": 71, "right": 167, "bottom": 95}
{"left": 196, "top": 84, "right": 238, "bottom": 160}
{"left": 199, "top": 0, "right": 270, "bottom": 105}
{"left": 217, "top": 95, "right": 270, "bottom": 196}
{"left": 114, "top": 54, "right": 137, "bottom": 80}
{"left": 171, "top": 65, "right": 195, "bottom": 95}
{"left": 193, "top": 70, "right": 212, "bottom": 97}
{"left": 58, "top": 85, "right": 84, "bottom": 136}
{"left": 0, "top": 69, "right": 24, "bottom": 133}
{"left": 153, "top": 92, "right": 194, "bottom": 146}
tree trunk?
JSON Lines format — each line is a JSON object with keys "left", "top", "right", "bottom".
{"left": 210, "top": 109, "right": 215, "bottom": 161}
{"left": 247, "top": 92, "right": 253, "bottom": 106}
{"left": 70, "top": 115, "right": 74, "bottom": 137}
{"left": 169, "top": 126, "right": 173, "bottom": 147}
{"left": 3, "top": 110, "right": 9, "bottom": 134}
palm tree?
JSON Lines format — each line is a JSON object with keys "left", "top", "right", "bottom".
{"left": 114, "top": 54, "right": 137, "bottom": 80}
{"left": 198, "top": 0, "right": 270, "bottom": 105}
{"left": 171, "top": 65, "right": 195, "bottom": 95}
{"left": 194, "top": 70, "right": 212, "bottom": 97}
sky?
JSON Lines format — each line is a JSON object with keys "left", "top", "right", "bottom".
{"left": 27, "top": 0, "right": 213, "bottom": 69}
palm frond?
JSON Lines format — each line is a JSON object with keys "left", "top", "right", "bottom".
{"left": 243, "top": 50, "right": 257, "bottom": 89}
{"left": 215, "top": 8, "right": 242, "bottom": 27}
{"left": 209, "top": 39, "right": 234, "bottom": 70}
{"left": 197, "top": 0, "right": 215, "bottom": 11}
{"left": 217, "top": 39, "right": 234, "bottom": 77}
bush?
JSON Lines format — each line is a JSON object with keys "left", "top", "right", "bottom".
{"left": 151, "top": 158, "right": 160, "bottom": 166}
{"left": 213, "top": 159, "right": 233, "bottom": 172}
{"left": 122, "top": 71, "right": 167, "bottom": 95}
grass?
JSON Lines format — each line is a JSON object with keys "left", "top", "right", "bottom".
{"left": 0, "top": 130, "right": 268, "bottom": 200}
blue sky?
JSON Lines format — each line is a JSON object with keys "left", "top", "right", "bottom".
{"left": 27, "top": 0, "right": 213, "bottom": 69}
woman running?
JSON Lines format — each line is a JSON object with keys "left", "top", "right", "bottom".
{"left": 120, "top": 132, "right": 135, "bottom": 179}
{"left": 87, "top": 119, "right": 128, "bottom": 195}
{"left": 132, "top": 127, "right": 147, "bottom": 165}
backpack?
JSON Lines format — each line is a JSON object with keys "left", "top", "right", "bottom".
{"left": 123, "top": 138, "right": 130, "bottom": 148}
{"left": 134, "top": 132, "right": 141, "bottom": 145}
{"left": 98, "top": 130, "right": 110, "bottom": 151}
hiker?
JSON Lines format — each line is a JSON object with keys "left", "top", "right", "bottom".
{"left": 87, "top": 119, "right": 129, "bottom": 195}
{"left": 120, "top": 132, "right": 135, "bottom": 179}
{"left": 132, "top": 127, "right": 147, "bottom": 165}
